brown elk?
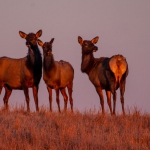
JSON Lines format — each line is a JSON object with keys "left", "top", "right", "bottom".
{"left": 0, "top": 30, "right": 42, "bottom": 111}
{"left": 37, "top": 38, "right": 74, "bottom": 112}
{"left": 78, "top": 36, "right": 128, "bottom": 115}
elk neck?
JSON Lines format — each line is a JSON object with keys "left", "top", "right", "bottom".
{"left": 43, "top": 53, "right": 55, "bottom": 72}
{"left": 27, "top": 45, "right": 42, "bottom": 86}
{"left": 81, "top": 52, "right": 96, "bottom": 74}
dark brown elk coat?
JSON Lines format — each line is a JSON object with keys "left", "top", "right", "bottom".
{"left": 78, "top": 36, "right": 128, "bottom": 115}
{"left": 0, "top": 30, "right": 42, "bottom": 111}
{"left": 38, "top": 38, "right": 74, "bottom": 112}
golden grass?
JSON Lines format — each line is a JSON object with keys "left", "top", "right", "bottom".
{"left": 0, "top": 107, "right": 149, "bottom": 150}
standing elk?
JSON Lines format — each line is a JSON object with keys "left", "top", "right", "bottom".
{"left": 78, "top": 36, "right": 128, "bottom": 115}
{"left": 37, "top": 38, "right": 74, "bottom": 112}
{"left": 0, "top": 30, "right": 42, "bottom": 111}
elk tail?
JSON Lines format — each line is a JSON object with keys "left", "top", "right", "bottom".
{"left": 109, "top": 55, "right": 127, "bottom": 83}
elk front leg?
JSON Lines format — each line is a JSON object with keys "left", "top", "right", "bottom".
{"left": 95, "top": 86, "right": 105, "bottom": 114}
{"left": 55, "top": 89, "right": 61, "bottom": 112}
{"left": 23, "top": 87, "right": 30, "bottom": 112}
{"left": 32, "top": 86, "right": 39, "bottom": 112}
{"left": 47, "top": 86, "right": 52, "bottom": 111}
{"left": 3, "top": 85, "right": 12, "bottom": 110}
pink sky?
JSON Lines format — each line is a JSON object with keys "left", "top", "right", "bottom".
{"left": 0, "top": 1, "right": 150, "bottom": 113}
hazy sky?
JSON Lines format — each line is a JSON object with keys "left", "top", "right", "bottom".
{"left": 0, "top": 1, "right": 150, "bottom": 113}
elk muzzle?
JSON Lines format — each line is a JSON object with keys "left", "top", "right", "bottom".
{"left": 93, "top": 46, "right": 98, "bottom": 52}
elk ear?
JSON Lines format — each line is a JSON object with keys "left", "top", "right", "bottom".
{"left": 78, "top": 36, "right": 83, "bottom": 46}
{"left": 50, "top": 38, "right": 54, "bottom": 44}
{"left": 37, "top": 39, "right": 43, "bottom": 47}
{"left": 19, "top": 31, "right": 27, "bottom": 39}
{"left": 36, "top": 30, "right": 42, "bottom": 38}
{"left": 91, "top": 36, "right": 99, "bottom": 44}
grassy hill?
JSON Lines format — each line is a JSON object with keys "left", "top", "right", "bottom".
{"left": 0, "top": 108, "right": 149, "bottom": 150}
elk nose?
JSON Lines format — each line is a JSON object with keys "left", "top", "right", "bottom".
{"left": 30, "top": 41, "right": 37, "bottom": 46}
{"left": 93, "top": 46, "right": 98, "bottom": 52}
{"left": 26, "top": 42, "right": 30, "bottom": 48}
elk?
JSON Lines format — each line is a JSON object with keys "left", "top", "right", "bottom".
{"left": 0, "top": 30, "right": 42, "bottom": 111}
{"left": 37, "top": 38, "right": 74, "bottom": 112}
{"left": 78, "top": 36, "right": 128, "bottom": 115}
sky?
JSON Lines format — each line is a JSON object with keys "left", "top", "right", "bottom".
{"left": 0, "top": 1, "right": 150, "bottom": 113}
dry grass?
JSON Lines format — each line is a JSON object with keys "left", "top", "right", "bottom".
{"left": 0, "top": 107, "right": 149, "bottom": 150}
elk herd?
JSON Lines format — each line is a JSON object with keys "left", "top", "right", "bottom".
{"left": 0, "top": 30, "right": 128, "bottom": 115}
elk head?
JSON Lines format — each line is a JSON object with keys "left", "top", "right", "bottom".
{"left": 37, "top": 38, "right": 54, "bottom": 57}
{"left": 19, "top": 30, "right": 42, "bottom": 48}
{"left": 78, "top": 36, "right": 99, "bottom": 55}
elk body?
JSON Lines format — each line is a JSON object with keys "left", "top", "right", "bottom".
{"left": 37, "top": 38, "right": 74, "bottom": 112}
{"left": 78, "top": 36, "right": 128, "bottom": 115}
{"left": 0, "top": 30, "right": 42, "bottom": 111}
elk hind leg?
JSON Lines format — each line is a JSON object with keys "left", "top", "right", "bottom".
{"left": 112, "top": 91, "right": 117, "bottom": 115}
{"left": 0, "top": 84, "right": 3, "bottom": 94}
{"left": 120, "top": 81, "right": 126, "bottom": 115}
{"left": 67, "top": 82, "right": 73, "bottom": 112}
{"left": 60, "top": 88, "right": 68, "bottom": 111}
{"left": 110, "top": 83, "right": 117, "bottom": 115}
{"left": 105, "top": 90, "right": 113, "bottom": 115}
